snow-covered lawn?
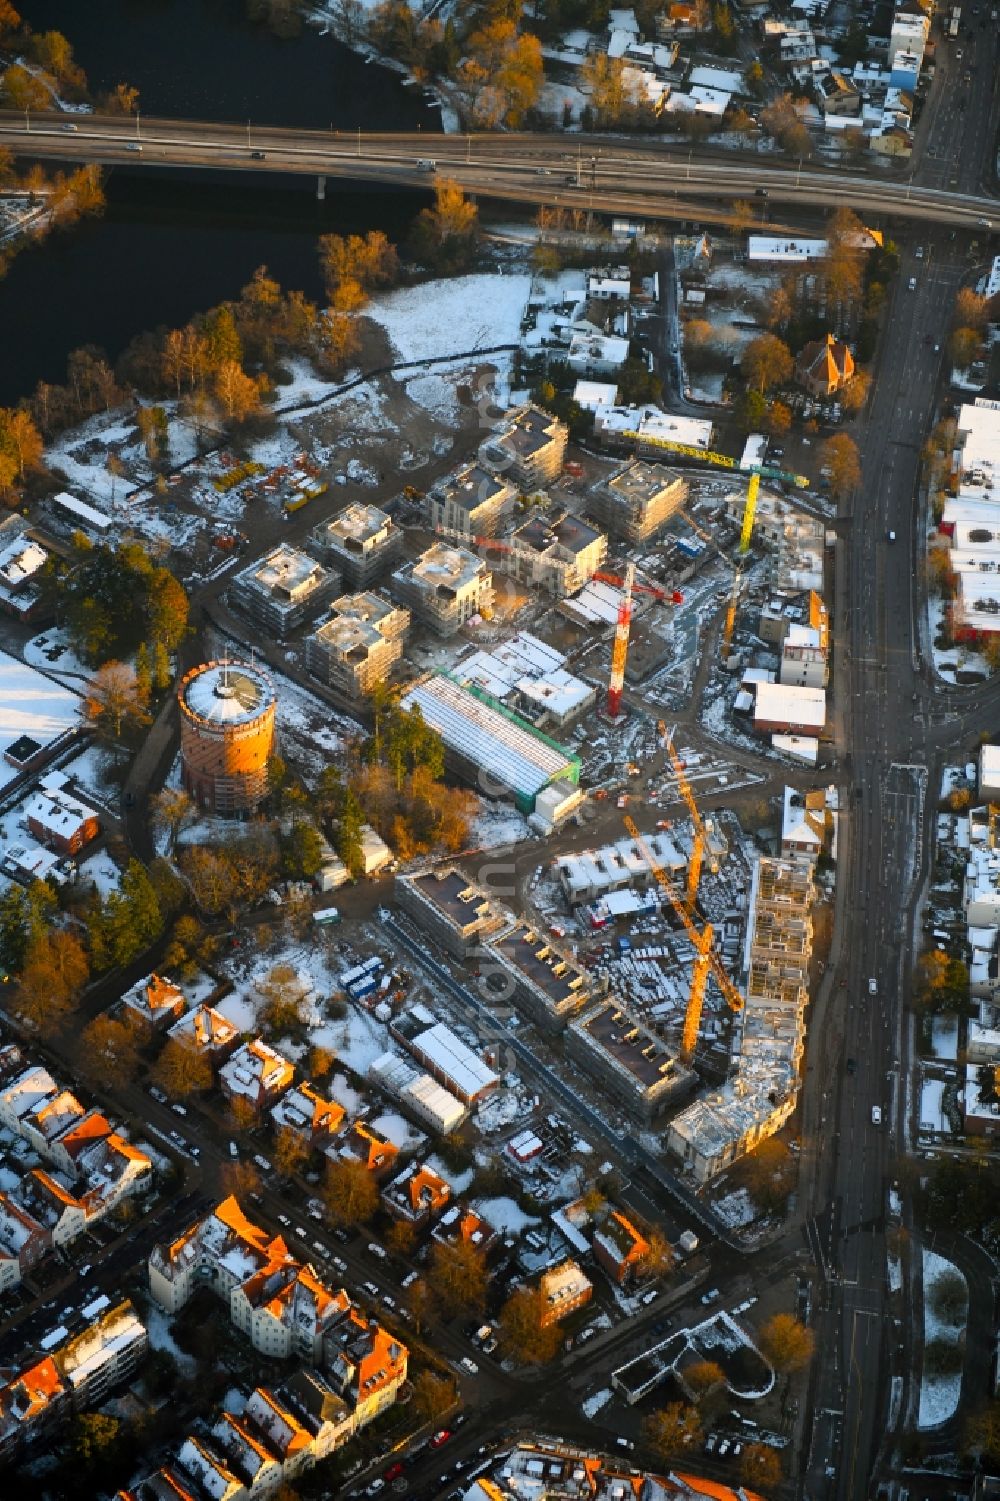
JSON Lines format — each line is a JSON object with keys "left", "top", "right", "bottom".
{"left": 473, "top": 1195, "right": 540, "bottom": 1234}
{"left": 143, "top": 1302, "right": 198, "bottom": 1377}
{"left": 77, "top": 848, "right": 123, "bottom": 899}
{"left": 367, "top": 273, "right": 531, "bottom": 365}
{"left": 24, "top": 630, "right": 90, "bottom": 685}
{"left": 918, "top": 1248, "right": 967, "bottom": 1430}
{"left": 0, "top": 650, "right": 81, "bottom": 792}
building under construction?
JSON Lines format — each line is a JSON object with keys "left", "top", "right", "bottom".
{"left": 667, "top": 854, "right": 814, "bottom": 1183}
{"left": 391, "top": 543, "right": 494, "bottom": 637}
{"left": 178, "top": 660, "right": 277, "bottom": 815}
{"left": 308, "top": 502, "right": 403, "bottom": 590}
{"left": 566, "top": 1000, "right": 695, "bottom": 1122}
{"left": 507, "top": 511, "right": 608, "bottom": 597}
{"left": 588, "top": 461, "right": 689, "bottom": 544}
{"left": 304, "top": 593, "right": 410, "bottom": 699}
{"left": 426, "top": 464, "right": 514, "bottom": 540}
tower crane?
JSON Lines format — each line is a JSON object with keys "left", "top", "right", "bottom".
{"left": 607, "top": 561, "right": 634, "bottom": 720}
{"left": 624, "top": 814, "right": 743, "bottom": 1063}
{"left": 662, "top": 736, "right": 716, "bottom": 907}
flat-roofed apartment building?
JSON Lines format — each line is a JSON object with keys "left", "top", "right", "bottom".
{"left": 391, "top": 543, "right": 494, "bottom": 637}
{"left": 588, "top": 460, "right": 689, "bottom": 544}
{"left": 508, "top": 510, "right": 608, "bottom": 598}
{"left": 231, "top": 544, "right": 339, "bottom": 637}
{"left": 394, "top": 866, "right": 506, "bottom": 959}
{"left": 426, "top": 464, "right": 514, "bottom": 539}
{"left": 479, "top": 403, "right": 568, "bottom": 489}
{"left": 305, "top": 592, "right": 410, "bottom": 698}
{"left": 308, "top": 502, "right": 402, "bottom": 589}
{"left": 484, "top": 921, "right": 604, "bottom": 1035}
{"left": 566, "top": 1000, "right": 695, "bottom": 1122}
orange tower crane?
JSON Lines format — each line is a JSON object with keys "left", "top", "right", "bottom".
{"left": 607, "top": 561, "right": 635, "bottom": 719}
{"left": 664, "top": 737, "right": 710, "bottom": 907}
{"left": 624, "top": 814, "right": 743, "bottom": 1062}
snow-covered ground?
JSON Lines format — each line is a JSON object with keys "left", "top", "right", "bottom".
{"left": 143, "top": 1302, "right": 198, "bottom": 1377}
{"left": 77, "top": 848, "right": 123, "bottom": 899}
{"left": 367, "top": 274, "right": 531, "bottom": 365}
{"left": 473, "top": 1195, "right": 540, "bottom": 1234}
{"left": 472, "top": 803, "right": 533, "bottom": 849}
{"left": 928, "top": 596, "right": 991, "bottom": 683}
{"left": 918, "top": 1248, "right": 967, "bottom": 1429}
{"left": 712, "top": 1186, "right": 756, "bottom": 1229}
{"left": 0, "top": 650, "right": 81, "bottom": 791}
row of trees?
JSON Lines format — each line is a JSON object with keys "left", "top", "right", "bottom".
{"left": 948, "top": 285, "right": 995, "bottom": 373}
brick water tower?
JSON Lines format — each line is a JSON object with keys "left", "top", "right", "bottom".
{"left": 178, "top": 659, "right": 276, "bottom": 815}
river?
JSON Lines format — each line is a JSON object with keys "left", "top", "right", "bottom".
{"left": 1, "top": 0, "right": 440, "bottom": 407}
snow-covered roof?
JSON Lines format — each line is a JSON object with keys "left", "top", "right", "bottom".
{"left": 180, "top": 661, "right": 275, "bottom": 725}
{"left": 747, "top": 236, "right": 828, "bottom": 262}
{"left": 400, "top": 675, "right": 576, "bottom": 800}
{"left": 412, "top": 1021, "right": 499, "bottom": 1099}
{"left": 753, "top": 681, "right": 826, "bottom": 730}
{"left": 573, "top": 380, "right": 619, "bottom": 411}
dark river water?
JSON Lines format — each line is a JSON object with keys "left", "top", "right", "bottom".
{"left": 1, "top": 0, "right": 440, "bottom": 406}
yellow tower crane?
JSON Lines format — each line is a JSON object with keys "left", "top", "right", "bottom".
{"left": 624, "top": 815, "right": 743, "bottom": 1062}
{"left": 739, "top": 471, "right": 761, "bottom": 555}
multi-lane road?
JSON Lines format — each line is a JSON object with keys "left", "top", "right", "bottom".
{"left": 0, "top": 110, "right": 997, "bottom": 230}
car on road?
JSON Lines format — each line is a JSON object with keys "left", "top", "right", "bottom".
{"left": 907, "top": 276, "right": 917, "bottom": 290}
{"left": 332, "top": 1256, "right": 348, "bottom": 1274}
{"left": 383, "top": 1463, "right": 405, "bottom": 1482}
{"left": 868, "top": 977, "right": 877, "bottom": 994}
{"left": 430, "top": 1430, "right": 451, "bottom": 1448}
{"left": 887, "top": 530, "right": 896, "bottom": 542}
{"left": 364, "top": 1481, "right": 385, "bottom": 1497}
{"left": 615, "top": 1437, "right": 634, "bottom": 1451}
{"left": 846, "top": 1057, "right": 857, "bottom": 1074}
{"left": 871, "top": 1105, "right": 882, "bottom": 1125}
{"left": 277, "top": 1214, "right": 291, "bottom": 1228}
{"left": 149, "top": 1086, "right": 167, "bottom": 1104}
{"left": 228, "top": 1141, "right": 238, "bottom": 1159}
{"left": 700, "top": 1287, "right": 721, "bottom": 1305}
{"left": 460, "top": 1356, "right": 479, "bottom": 1375}
{"left": 250, "top": 150, "right": 266, "bottom": 159}
{"left": 915, "top": 245, "right": 924, "bottom": 258}
{"left": 367, "top": 1241, "right": 388, "bottom": 1261}
{"left": 171, "top": 1103, "right": 187, "bottom": 1117}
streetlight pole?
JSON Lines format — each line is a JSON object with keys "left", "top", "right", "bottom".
{"left": 357, "top": 125, "right": 361, "bottom": 158}
{"left": 24, "top": 107, "right": 28, "bottom": 133}
{"left": 246, "top": 119, "right": 251, "bottom": 149}
{"left": 136, "top": 110, "right": 141, "bottom": 140}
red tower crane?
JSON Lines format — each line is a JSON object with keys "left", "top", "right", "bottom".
{"left": 607, "top": 561, "right": 635, "bottom": 719}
